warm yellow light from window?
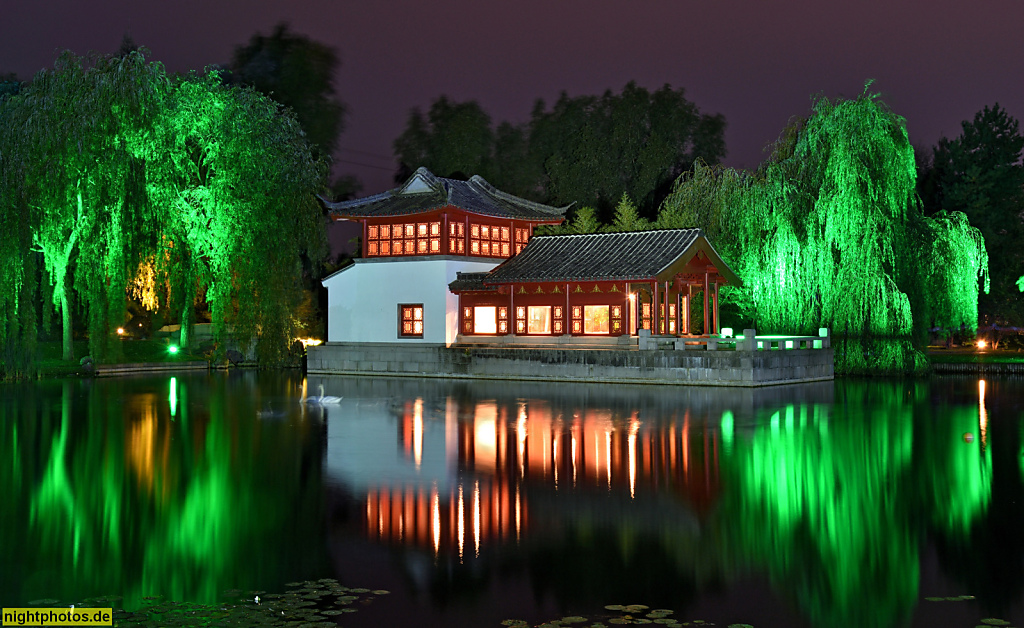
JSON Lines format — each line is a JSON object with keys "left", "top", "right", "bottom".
{"left": 297, "top": 337, "right": 323, "bottom": 348}
{"left": 584, "top": 305, "right": 610, "bottom": 334}
{"left": 474, "top": 306, "right": 497, "bottom": 334}
{"left": 527, "top": 306, "right": 551, "bottom": 334}
{"left": 117, "top": 327, "right": 125, "bottom": 335}
{"left": 977, "top": 339, "right": 987, "bottom": 349}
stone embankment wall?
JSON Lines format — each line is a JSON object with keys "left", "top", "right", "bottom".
{"left": 308, "top": 343, "right": 833, "bottom": 387}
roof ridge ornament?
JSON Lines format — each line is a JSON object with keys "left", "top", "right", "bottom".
{"left": 398, "top": 167, "right": 440, "bottom": 195}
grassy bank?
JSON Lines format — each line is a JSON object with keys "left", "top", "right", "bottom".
{"left": 7, "top": 339, "right": 207, "bottom": 379}
{"left": 926, "top": 346, "right": 1024, "bottom": 365}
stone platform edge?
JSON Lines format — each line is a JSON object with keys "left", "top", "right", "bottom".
{"left": 308, "top": 343, "right": 834, "bottom": 388}
{"left": 95, "top": 361, "right": 210, "bottom": 376}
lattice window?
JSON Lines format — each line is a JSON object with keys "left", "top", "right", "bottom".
{"left": 667, "top": 303, "right": 676, "bottom": 335}
{"left": 463, "top": 306, "right": 473, "bottom": 334}
{"left": 641, "top": 302, "right": 651, "bottom": 331}
{"left": 514, "top": 228, "right": 530, "bottom": 254}
{"left": 399, "top": 304, "right": 424, "bottom": 338}
{"left": 498, "top": 307, "right": 508, "bottom": 334}
{"left": 553, "top": 306, "right": 564, "bottom": 334}
{"left": 571, "top": 306, "right": 583, "bottom": 334}
{"left": 611, "top": 305, "right": 622, "bottom": 334}
{"left": 470, "top": 223, "right": 511, "bottom": 258}
{"left": 449, "top": 222, "right": 466, "bottom": 254}
{"left": 515, "top": 306, "right": 526, "bottom": 334}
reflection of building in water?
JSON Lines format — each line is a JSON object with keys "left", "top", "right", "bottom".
{"left": 353, "top": 396, "right": 722, "bottom": 558}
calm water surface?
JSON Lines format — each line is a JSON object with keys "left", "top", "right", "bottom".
{"left": 2, "top": 372, "right": 1023, "bottom": 628}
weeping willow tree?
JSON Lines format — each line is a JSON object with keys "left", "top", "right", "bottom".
{"left": 660, "top": 87, "right": 988, "bottom": 374}
{"left": 0, "top": 48, "right": 327, "bottom": 369}
{"left": 0, "top": 51, "right": 169, "bottom": 363}
{"left": 147, "top": 72, "right": 328, "bottom": 363}
{"left": 0, "top": 111, "right": 38, "bottom": 376}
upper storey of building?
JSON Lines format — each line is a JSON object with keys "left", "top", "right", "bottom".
{"left": 321, "top": 167, "right": 569, "bottom": 259}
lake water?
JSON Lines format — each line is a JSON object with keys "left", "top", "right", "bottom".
{"left": 2, "top": 372, "right": 1023, "bottom": 628}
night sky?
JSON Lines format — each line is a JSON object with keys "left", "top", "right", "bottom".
{"left": 4, "top": 0, "right": 1023, "bottom": 195}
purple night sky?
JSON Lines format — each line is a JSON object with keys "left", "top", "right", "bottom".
{"left": 4, "top": 0, "right": 1023, "bottom": 195}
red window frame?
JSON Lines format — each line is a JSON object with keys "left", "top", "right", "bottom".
{"left": 399, "top": 304, "right": 424, "bottom": 338}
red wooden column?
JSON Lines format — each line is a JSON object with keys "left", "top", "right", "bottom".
{"left": 565, "top": 283, "right": 571, "bottom": 335}
{"left": 623, "top": 288, "right": 631, "bottom": 336}
{"left": 510, "top": 284, "right": 516, "bottom": 337}
{"left": 684, "top": 285, "right": 692, "bottom": 335}
{"left": 703, "top": 272, "right": 710, "bottom": 336}
{"left": 652, "top": 281, "right": 660, "bottom": 336}
{"left": 675, "top": 292, "right": 682, "bottom": 337}
{"left": 713, "top": 281, "right": 720, "bottom": 334}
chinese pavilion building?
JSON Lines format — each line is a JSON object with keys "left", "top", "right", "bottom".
{"left": 321, "top": 167, "right": 568, "bottom": 344}
{"left": 449, "top": 229, "right": 740, "bottom": 340}
{"left": 321, "top": 168, "right": 741, "bottom": 346}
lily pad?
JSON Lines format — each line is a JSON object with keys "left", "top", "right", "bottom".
{"left": 606, "top": 605, "right": 627, "bottom": 611}
{"left": 980, "top": 621, "right": 1010, "bottom": 627}
{"left": 563, "top": 617, "right": 589, "bottom": 624}
{"left": 372, "top": 589, "right": 391, "bottom": 595}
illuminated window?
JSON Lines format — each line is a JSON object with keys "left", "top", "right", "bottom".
{"left": 469, "top": 222, "right": 512, "bottom": 258}
{"left": 584, "top": 305, "right": 610, "bottom": 334}
{"left": 515, "top": 306, "right": 526, "bottom": 333}
{"left": 368, "top": 222, "right": 446, "bottom": 257}
{"left": 553, "top": 306, "right": 564, "bottom": 334}
{"left": 641, "top": 302, "right": 651, "bottom": 331}
{"left": 527, "top": 306, "right": 551, "bottom": 334}
{"left": 474, "top": 306, "right": 497, "bottom": 334}
{"left": 611, "top": 305, "right": 623, "bottom": 334}
{"left": 514, "top": 228, "right": 530, "bottom": 254}
{"left": 462, "top": 306, "right": 473, "bottom": 333}
{"left": 449, "top": 222, "right": 466, "bottom": 254}
{"left": 399, "top": 304, "right": 424, "bottom": 338}
{"left": 498, "top": 306, "right": 508, "bottom": 333}
{"left": 571, "top": 306, "right": 582, "bottom": 334}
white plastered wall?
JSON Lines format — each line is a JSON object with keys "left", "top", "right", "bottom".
{"left": 323, "top": 257, "right": 498, "bottom": 345}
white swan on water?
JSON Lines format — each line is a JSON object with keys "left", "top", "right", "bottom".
{"left": 303, "top": 383, "right": 342, "bottom": 405}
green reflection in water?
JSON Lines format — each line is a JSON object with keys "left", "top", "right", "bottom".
{"left": 724, "top": 386, "right": 919, "bottom": 628}
{"left": 2, "top": 374, "right": 328, "bottom": 609}
{"left": 923, "top": 405, "right": 992, "bottom": 536}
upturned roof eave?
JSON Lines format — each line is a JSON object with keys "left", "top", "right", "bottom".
{"left": 327, "top": 202, "right": 567, "bottom": 223}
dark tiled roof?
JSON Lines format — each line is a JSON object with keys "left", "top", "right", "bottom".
{"left": 485, "top": 229, "right": 714, "bottom": 283}
{"left": 448, "top": 272, "right": 497, "bottom": 292}
{"left": 323, "top": 167, "right": 568, "bottom": 221}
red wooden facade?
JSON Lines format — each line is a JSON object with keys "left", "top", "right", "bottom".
{"left": 356, "top": 207, "right": 548, "bottom": 260}
{"left": 451, "top": 234, "right": 738, "bottom": 338}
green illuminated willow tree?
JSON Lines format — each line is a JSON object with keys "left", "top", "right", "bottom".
{"left": 149, "top": 72, "right": 328, "bottom": 362}
{"left": 0, "top": 51, "right": 169, "bottom": 363}
{"left": 0, "top": 48, "right": 327, "bottom": 367}
{"left": 659, "top": 89, "right": 988, "bottom": 374}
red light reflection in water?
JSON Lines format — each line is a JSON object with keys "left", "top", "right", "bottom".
{"left": 364, "top": 399, "right": 722, "bottom": 560}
